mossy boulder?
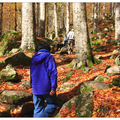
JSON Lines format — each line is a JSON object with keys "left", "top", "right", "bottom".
{"left": 0, "top": 51, "right": 32, "bottom": 67}
{"left": 0, "top": 30, "right": 21, "bottom": 56}
{"left": 0, "top": 64, "right": 19, "bottom": 82}
{"left": 94, "top": 75, "right": 110, "bottom": 82}
{"left": 0, "top": 90, "right": 32, "bottom": 104}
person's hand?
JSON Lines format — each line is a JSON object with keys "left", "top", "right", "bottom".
{"left": 49, "top": 90, "right": 56, "bottom": 96}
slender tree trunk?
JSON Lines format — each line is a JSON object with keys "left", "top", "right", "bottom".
{"left": 62, "top": 3, "right": 65, "bottom": 30}
{"left": 9, "top": 3, "right": 11, "bottom": 30}
{"left": 39, "top": 2, "right": 46, "bottom": 37}
{"left": 103, "top": 3, "right": 105, "bottom": 19}
{"left": 54, "top": 3, "right": 58, "bottom": 37}
{"left": 109, "top": 3, "right": 112, "bottom": 14}
{"left": 112, "top": 3, "right": 115, "bottom": 17}
{"left": 94, "top": 3, "right": 97, "bottom": 32}
{"left": 72, "top": 3, "right": 94, "bottom": 68}
{"left": 18, "top": 3, "right": 22, "bottom": 32}
{"left": 15, "top": 3, "right": 17, "bottom": 31}
{"left": 98, "top": 3, "right": 100, "bottom": 19}
{"left": 115, "top": 3, "right": 120, "bottom": 45}
{"left": 0, "top": 3, "right": 3, "bottom": 37}
{"left": 21, "top": 3, "right": 35, "bottom": 50}
{"left": 66, "top": 2, "right": 70, "bottom": 34}
{"left": 35, "top": 3, "right": 39, "bottom": 36}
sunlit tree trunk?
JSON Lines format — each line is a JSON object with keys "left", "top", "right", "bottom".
{"left": 54, "top": 3, "right": 58, "bottom": 37}
{"left": 0, "top": 3, "right": 3, "bottom": 36}
{"left": 115, "top": 3, "right": 120, "bottom": 45}
{"left": 21, "top": 3, "right": 35, "bottom": 50}
{"left": 39, "top": 2, "right": 46, "bottom": 37}
{"left": 72, "top": 3, "right": 94, "bottom": 68}
{"left": 93, "top": 3, "right": 97, "bottom": 32}
{"left": 9, "top": 3, "right": 11, "bottom": 30}
{"left": 66, "top": 2, "right": 70, "bottom": 34}
{"left": 98, "top": 3, "right": 100, "bottom": 19}
{"left": 103, "top": 3, "right": 105, "bottom": 19}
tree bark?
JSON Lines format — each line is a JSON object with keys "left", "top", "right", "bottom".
{"left": 39, "top": 2, "right": 46, "bottom": 37}
{"left": 15, "top": 3, "right": 17, "bottom": 31}
{"left": 54, "top": 3, "right": 58, "bottom": 37}
{"left": 103, "top": 3, "right": 105, "bottom": 19}
{"left": 72, "top": 3, "right": 94, "bottom": 68}
{"left": 115, "top": 3, "right": 120, "bottom": 45}
{"left": 66, "top": 2, "right": 70, "bottom": 34}
{"left": 21, "top": 3, "right": 35, "bottom": 50}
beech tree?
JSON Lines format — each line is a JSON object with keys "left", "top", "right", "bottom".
{"left": 54, "top": 3, "right": 58, "bottom": 37}
{"left": 72, "top": 3, "right": 94, "bottom": 68}
{"left": 66, "top": 2, "right": 70, "bottom": 33}
{"left": 103, "top": 3, "right": 105, "bottom": 19}
{"left": 9, "top": 3, "right": 11, "bottom": 30}
{"left": 39, "top": 2, "right": 46, "bottom": 37}
{"left": 21, "top": 3, "right": 35, "bottom": 50}
{"left": 0, "top": 3, "right": 3, "bottom": 36}
{"left": 115, "top": 3, "right": 120, "bottom": 45}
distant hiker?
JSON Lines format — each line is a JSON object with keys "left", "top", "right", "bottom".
{"left": 63, "top": 34, "right": 67, "bottom": 46}
{"left": 67, "top": 29, "right": 75, "bottom": 54}
{"left": 30, "top": 41, "right": 59, "bottom": 117}
{"left": 56, "top": 35, "right": 63, "bottom": 51}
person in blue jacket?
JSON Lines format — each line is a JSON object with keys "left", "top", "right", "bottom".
{"left": 30, "top": 41, "right": 59, "bottom": 117}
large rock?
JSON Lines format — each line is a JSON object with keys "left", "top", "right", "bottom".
{"left": 106, "top": 66, "right": 120, "bottom": 75}
{"left": 94, "top": 75, "right": 110, "bottom": 82}
{"left": 0, "top": 30, "right": 21, "bottom": 56}
{"left": 19, "top": 79, "right": 31, "bottom": 89}
{"left": 0, "top": 51, "right": 32, "bottom": 67}
{"left": 0, "top": 90, "right": 32, "bottom": 104}
{"left": 0, "top": 64, "right": 19, "bottom": 82}
{"left": 56, "top": 93, "right": 93, "bottom": 117}
{"left": 60, "top": 46, "right": 68, "bottom": 54}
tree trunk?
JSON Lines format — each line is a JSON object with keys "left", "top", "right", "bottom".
{"left": 35, "top": 3, "right": 39, "bottom": 36}
{"left": 39, "top": 2, "right": 46, "bottom": 37}
{"left": 98, "top": 3, "right": 100, "bottom": 19}
{"left": 109, "top": 3, "right": 112, "bottom": 14}
{"left": 103, "top": 3, "right": 105, "bottom": 19}
{"left": 72, "top": 3, "right": 94, "bottom": 68}
{"left": 54, "top": 3, "right": 58, "bottom": 37}
{"left": 21, "top": 3, "right": 35, "bottom": 50}
{"left": 0, "top": 3, "right": 3, "bottom": 37}
{"left": 112, "top": 3, "right": 115, "bottom": 17}
{"left": 115, "top": 3, "right": 120, "bottom": 45}
{"left": 18, "top": 3, "right": 22, "bottom": 32}
{"left": 66, "top": 2, "right": 70, "bottom": 34}
{"left": 62, "top": 3, "right": 65, "bottom": 30}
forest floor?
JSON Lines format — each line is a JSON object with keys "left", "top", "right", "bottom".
{"left": 0, "top": 19, "right": 120, "bottom": 117}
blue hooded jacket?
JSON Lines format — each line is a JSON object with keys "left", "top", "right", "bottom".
{"left": 30, "top": 49, "right": 57, "bottom": 95}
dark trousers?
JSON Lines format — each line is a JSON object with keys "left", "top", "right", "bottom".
{"left": 68, "top": 39, "right": 74, "bottom": 54}
{"left": 33, "top": 94, "right": 59, "bottom": 117}
{"left": 56, "top": 44, "right": 63, "bottom": 51}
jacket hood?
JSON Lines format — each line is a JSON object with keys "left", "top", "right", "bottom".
{"left": 31, "top": 50, "right": 50, "bottom": 64}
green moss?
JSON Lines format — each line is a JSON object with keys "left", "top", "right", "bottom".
{"left": 81, "top": 84, "right": 94, "bottom": 94}
{"left": 65, "top": 71, "right": 74, "bottom": 81}
{"left": 92, "top": 41, "right": 100, "bottom": 45}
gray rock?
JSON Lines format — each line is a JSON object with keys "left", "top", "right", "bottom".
{"left": 0, "top": 90, "right": 32, "bottom": 104}
{"left": 0, "top": 64, "right": 19, "bottom": 82}
{"left": 106, "top": 66, "right": 120, "bottom": 75}
{"left": 94, "top": 75, "right": 110, "bottom": 82}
